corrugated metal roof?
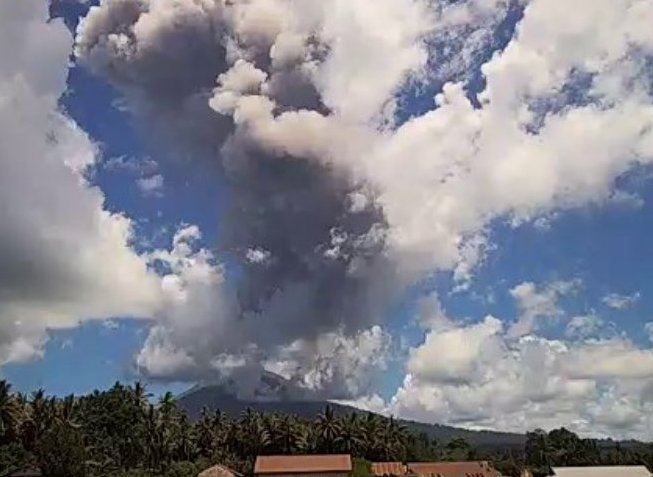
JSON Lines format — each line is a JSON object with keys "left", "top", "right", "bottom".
{"left": 552, "top": 466, "right": 652, "bottom": 477}
{"left": 255, "top": 455, "right": 353, "bottom": 474}
{"left": 407, "top": 461, "right": 501, "bottom": 477}
{"left": 372, "top": 462, "right": 407, "bottom": 476}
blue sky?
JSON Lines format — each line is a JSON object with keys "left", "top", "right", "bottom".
{"left": 3, "top": 0, "right": 653, "bottom": 439}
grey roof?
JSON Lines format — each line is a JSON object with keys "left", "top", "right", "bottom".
{"left": 552, "top": 466, "right": 652, "bottom": 477}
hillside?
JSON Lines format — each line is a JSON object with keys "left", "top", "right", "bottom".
{"left": 176, "top": 380, "right": 525, "bottom": 449}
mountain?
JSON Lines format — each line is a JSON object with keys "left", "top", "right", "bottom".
{"left": 176, "top": 373, "right": 525, "bottom": 449}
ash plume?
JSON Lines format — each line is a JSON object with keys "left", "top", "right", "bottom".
{"left": 74, "top": 0, "right": 410, "bottom": 398}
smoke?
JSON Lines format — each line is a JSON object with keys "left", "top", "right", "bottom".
{"left": 74, "top": 0, "right": 429, "bottom": 397}
{"left": 74, "top": 0, "right": 653, "bottom": 399}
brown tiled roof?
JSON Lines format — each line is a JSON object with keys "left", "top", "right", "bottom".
{"left": 407, "top": 461, "right": 501, "bottom": 477}
{"left": 255, "top": 455, "right": 353, "bottom": 474}
{"left": 372, "top": 462, "right": 407, "bottom": 476}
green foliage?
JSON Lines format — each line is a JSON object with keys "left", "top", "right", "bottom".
{"left": 1, "top": 379, "right": 652, "bottom": 477}
{"left": 443, "top": 438, "right": 477, "bottom": 461}
{"left": 36, "top": 420, "right": 87, "bottom": 477}
{"left": 350, "top": 458, "right": 372, "bottom": 477}
{"left": 0, "top": 442, "right": 34, "bottom": 476}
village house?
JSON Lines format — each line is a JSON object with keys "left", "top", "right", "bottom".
{"left": 254, "top": 454, "right": 353, "bottom": 477}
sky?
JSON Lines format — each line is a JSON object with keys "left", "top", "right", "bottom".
{"left": 2, "top": 0, "right": 653, "bottom": 441}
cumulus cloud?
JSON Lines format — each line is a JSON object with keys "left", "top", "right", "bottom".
{"left": 0, "top": 0, "right": 163, "bottom": 365}
{"left": 565, "top": 315, "right": 607, "bottom": 340}
{"left": 387, "top": 303, "right": 653, "bottom": 440}
{"left": 602, "top": 292, "right": 641, "bottom": 310}
{"left": 508, "top": 280, "right": 580, "bottom": 338}
{"left": 137, "top": 173, "right": 164, "bottom": 197}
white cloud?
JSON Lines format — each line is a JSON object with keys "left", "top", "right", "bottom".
{"left": 646, "top": 322, "right": 653, "bottom": 344}
{"left": 508, "top": 280, "right": 580, "bottom": 338}
{"left": 245, "top": 248, "right": 271, "bottom": 264}
{"left": 407, "top": 316, "right": 504, "bottom": 385}
{"left": 102, "top": 319, "right": 120, "bottom": 331}
{"left": 137, "top": 173, "right": 164, "bottom": 197}
{"left": 333, "top": 393, "right": 387, "bottom": 415}
{"left": 602, "top": 292, "right": 641, "bottom": 310}
{"left": 0, "top": 0, "right": 163, "bottom": 364}
{"left": 565, "top": 315, "right": 606, "bottom": 340}
{"left": 387, "top": 310, "right": 653, "bottom": 439}
{"left": 372, "top": 0, "right": 653, "bottom": 436}
{"left": 103, "top": 155, "right": 158, "bottom": 175}
{"left": 315, "top": 0, "right": 434, "bottom": 122}
{"left": 360, "top": 0, "right": 653, "bottom": 284}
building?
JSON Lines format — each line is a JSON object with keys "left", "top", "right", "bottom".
{"left": 198, "top": 464, "right": 242, "bottom": 477}
{"left": 254, "top": 455, "right": 352, "bottom": 477}
{"left": 407, "top": 461, "right": 502, "bottom": 477}
{"left": 372, "top": 462, "right": 408, "bottom": 477}
{"left": 552, "top": 467, "right": 652, "bottom": 477}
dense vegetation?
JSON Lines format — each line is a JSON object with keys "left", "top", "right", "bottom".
{"left": 1, "top": 380, "right": 652, "bottom": 477}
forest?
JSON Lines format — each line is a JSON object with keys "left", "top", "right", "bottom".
{"left": 1, "top": 380, "right": 652, "bottom": 477}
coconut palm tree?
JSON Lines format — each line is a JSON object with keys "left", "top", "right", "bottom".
{"left": 0, "top": 380, "right": 22, "bottom": 443}
{"left": 337, "top": 412, "right": 363, "bottom": 455}
{"left": 316, "top": 405, "right": 341, "bottom": 453}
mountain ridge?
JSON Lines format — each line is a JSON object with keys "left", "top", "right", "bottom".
{"left": 176, "top": 383, "right": 526, "bottom": 449}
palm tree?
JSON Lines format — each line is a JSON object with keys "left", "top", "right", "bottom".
{"left": 0, "top": 380, "right": 22, "bottom": 443}
{"left": 337, "top": 412, "right": 362, "bottom": 455}
{"left": 132, "top": 381, "right": 151, "bottom": 409}
{"left": 144, "top": 403, "right": 163, "bottom": 470}
{"left": 196, "top": 407, "right": 215, "bottom": 458}
{"left": 277, "top": 414, "right": 297, "bottom": 454}
{"left": 175, "top": 413, "right": 196, "bottom": 461}
{"left": 19, "top": 389, "right": 54, "bottom": 451}
{"left": 361, "top": 412, "right": 383, "bottom": 459}
{"left": 316, "top": 405, "right": 341, "bottom": 453}
{"left": 381, "top": 417, "right": 408, "bottom": 461}
{"left": 158, "top": 392, "right": 177, "bottom": 420}
{"left": 295, "top": 424, "right": 317, "bottom": 454}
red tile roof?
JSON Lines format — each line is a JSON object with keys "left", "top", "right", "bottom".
{"left": 255, "top": 455, "right": 353, "bottom": 474}
{"left": 407, "top": 462, "right": 501, "bottom": 477}
{"left": 372, "top": 462, "right": 407, "bottom": 476}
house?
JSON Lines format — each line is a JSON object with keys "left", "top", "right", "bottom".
{"left": 407, "top": 461, "right": 502, "bottom": 477}
{"left": 254, "top": 454, "right": 352, "bottom": 477}
{"left": 372, "top": 462, "right": 408, "bottom": 477}
{"left": 198, "top": 464, "right": 242, "bottom": 477}
{"left": 552, "top": 466, "right": 652, "bottom": 477}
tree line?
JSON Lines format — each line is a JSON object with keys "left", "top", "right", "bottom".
{"left": 1, "top": 380, "right": 652, "bottom": 477}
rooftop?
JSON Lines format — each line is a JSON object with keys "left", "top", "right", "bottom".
{"left": 254, "top": 455, "right": 353, "bottom": 475}
{"left": 407, "top": 461, "right": 501, "bottom": 477}
{"left": 372, "top": 462, "right": 408, "bottom": 477}
{"left": 552, "top": 466, "right": 652, "bottom": 477}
